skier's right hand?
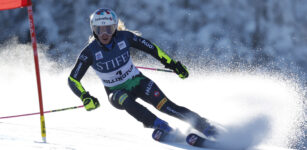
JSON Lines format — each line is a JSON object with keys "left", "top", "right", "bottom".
{"left": 81, "top": 92, "right": 100, "bottom": 111}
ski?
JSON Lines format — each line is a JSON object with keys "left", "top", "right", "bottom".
{"left": 152, "top": 129, "right": 216, "bottom": 149}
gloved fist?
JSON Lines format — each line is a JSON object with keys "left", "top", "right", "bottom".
{"left": 173, "top": 61, "right": 189, "bottom": 79}
{"left": 81, "top": 92, "right": 100, "bottom": 111}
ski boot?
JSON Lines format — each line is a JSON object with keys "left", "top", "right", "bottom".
{"left": 152, "top": 118, "right": 172, "bottom": 141}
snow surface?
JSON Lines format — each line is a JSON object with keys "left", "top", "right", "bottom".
{"left": 0, "top": 43, "right": 305, "bottom": 150}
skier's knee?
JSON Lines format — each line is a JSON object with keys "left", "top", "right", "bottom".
{"left": 108, "top": 90, "right": 131, "bottom": 110}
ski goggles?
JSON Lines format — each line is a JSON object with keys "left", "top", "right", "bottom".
{"left": 93, "top": 25, "right": 116, "bottom": 35}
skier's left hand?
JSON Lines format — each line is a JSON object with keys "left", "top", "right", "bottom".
{"left": 173, "top": 61, "right": 189, "bottom": 79}
{"left": 81, "top": 92, "right": 100, "bottom": 111}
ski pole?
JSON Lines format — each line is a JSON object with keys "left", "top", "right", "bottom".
{"left": 0, "top": 105, "right": 84, "bottom": 119}
{"left": 136, "top": 66, "right": 174, "bottom": 73}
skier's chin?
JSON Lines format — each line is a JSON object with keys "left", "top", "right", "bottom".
{"left": 101, "top": 39, "right": 110, "bottom": 45}
{"left": 98, "top": 35, "right": 112, "bottom": 45}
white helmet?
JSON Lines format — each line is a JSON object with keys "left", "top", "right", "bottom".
{"left": 90, "top": 8, "right": 118, "bottom": 35}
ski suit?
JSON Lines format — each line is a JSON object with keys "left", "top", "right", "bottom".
{"left": 68, "top": 30, "right": 205, "bottom": 129}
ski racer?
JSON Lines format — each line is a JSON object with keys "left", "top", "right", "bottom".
{"left": 68, "top": 8, "right": 217, "bottom": 138}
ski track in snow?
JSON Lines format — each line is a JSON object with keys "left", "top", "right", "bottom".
{"left": 0, "top": 45, "right": 305, "bottom": 150}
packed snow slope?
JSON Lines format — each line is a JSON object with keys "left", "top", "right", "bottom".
{"left": 0, "top": 44, "right": 305, "bottom": 150}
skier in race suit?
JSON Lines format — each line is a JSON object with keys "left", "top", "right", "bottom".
{"left": 68, "top": 8, "right": 216, "bottom": 137}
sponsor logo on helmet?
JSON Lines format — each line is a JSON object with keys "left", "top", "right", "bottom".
{"left": 95, "top": 17, "right": 113, "bottom": 21}
{"left": 96, "top": 9, "right": 110, "bottom": 15}
{"left": 91, "top": 9, "right": 117, "bottom": 27}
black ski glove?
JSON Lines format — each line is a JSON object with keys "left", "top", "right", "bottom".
{"left": 80, "top": 92, "right": 100, "bottom": 111}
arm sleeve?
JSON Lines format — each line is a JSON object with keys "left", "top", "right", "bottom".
{"left": 128, "top": 32, "right": 176, "bottom": 69}
{"left": 68, "top": 48, "right": 92, "bottom": 98}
